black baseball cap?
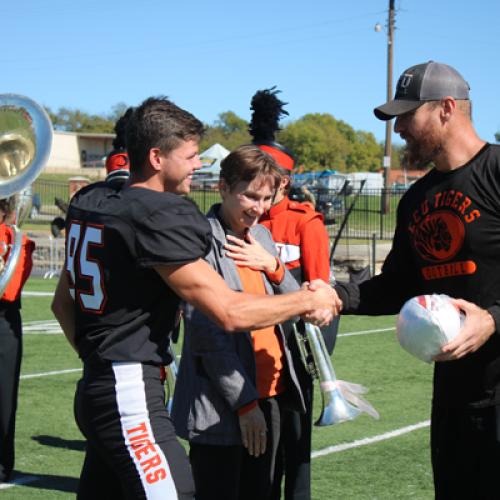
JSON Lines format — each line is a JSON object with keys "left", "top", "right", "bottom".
{"left": 374, "top": 61, "right": 470, "bottom": 121}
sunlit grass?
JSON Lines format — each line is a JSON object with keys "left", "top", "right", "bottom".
{"left": 5, "top": 285, "right": 435, "bottom": 499}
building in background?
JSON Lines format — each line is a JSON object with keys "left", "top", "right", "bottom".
{"left": 44, "top": 131, "right": 114, "bottom": 173}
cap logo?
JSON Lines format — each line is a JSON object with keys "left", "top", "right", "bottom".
{"left": 398, "top": 73, "right": 414, "bottom": 96}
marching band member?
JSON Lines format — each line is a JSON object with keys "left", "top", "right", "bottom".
{"left": 0, "top": 196, "right": 34, "bottom": 483}
{"left": 249, "top": 88, "right": 337, "bottom": 500}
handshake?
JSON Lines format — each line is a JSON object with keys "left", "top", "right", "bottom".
{"left": 300, "top": 279, "right": 343, "bottom": 327}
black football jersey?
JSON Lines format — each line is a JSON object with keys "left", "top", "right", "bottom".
{"left": 65, "top": 183, "right": 211, "bottom": 365}
{"left": 337, "top": 144, "right": 500, "bottom": 406}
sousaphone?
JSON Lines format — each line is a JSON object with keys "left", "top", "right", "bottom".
{"left": 0, "top": 94, "right": 53, "bottom": 295}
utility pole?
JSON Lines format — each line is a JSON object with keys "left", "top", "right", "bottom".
{"left": 381, "top": 0, "right": 395, "bottom": 214}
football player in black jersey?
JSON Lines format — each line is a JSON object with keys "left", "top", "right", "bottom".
{"left": 51, "top": 97, "right": 342, "bottom": 500}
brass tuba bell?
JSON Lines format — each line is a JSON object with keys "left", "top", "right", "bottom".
{"left": 0, "top": 94, "right": 53, "bottom": 295}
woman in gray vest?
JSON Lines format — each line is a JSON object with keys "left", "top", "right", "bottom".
{"left": 172, "top": 145, "right": 306, "bottom": 500}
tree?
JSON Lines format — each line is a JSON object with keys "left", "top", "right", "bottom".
{"left": 347, "top": 131, "right": 385, "bottom": 172}
{"left": 215, "top": 111, "right": 247, "bottom": 134}
{"left": 279, "top": 113, "right": 383, "bottom": 172}
{"left": 278, "top": 114, "right": 347, "bottom": 170}
{"left": 43, "top": 102, "right": 390, "bottom": 173}
{"left": 200, "top": 111, "right": 251, "bottom": 151}
{"left": 45, "top": 104, "right": 131, "bottom": 133}
{"left": 108, "top": 102, "right": 129, "bottom": 123}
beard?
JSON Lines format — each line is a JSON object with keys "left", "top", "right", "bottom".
{"left": 401, "top": 128, "right": 442, "bottom": 170}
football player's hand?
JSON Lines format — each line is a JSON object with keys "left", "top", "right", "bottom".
{"left": 225, "top": 233, "right": 277, "bottom": 274}
{"left": 434, "top": 299, "right": 496, "bottom": 361}
{"left": 303, "top": 279, "right": 342, "bottom": 317}
{"left": 238, "top": 405, "right": 267, "bottom": 457}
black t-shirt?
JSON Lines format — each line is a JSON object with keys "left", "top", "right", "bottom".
{"left": 336, "top": 144, "right": 500, "bottom": 406}
{"left": 65, "top": 183, "right": 211, "bottom": 365}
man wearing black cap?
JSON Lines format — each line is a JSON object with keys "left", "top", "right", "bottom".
{"left": 335, "top": 61, "right": 500, "bottom": 498}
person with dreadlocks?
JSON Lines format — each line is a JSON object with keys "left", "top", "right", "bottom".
{"left": 224, "top": 87, "right": 336, "bottom": 500}
{"left": 0, "top": 196, "right": 34, "bottom": 483}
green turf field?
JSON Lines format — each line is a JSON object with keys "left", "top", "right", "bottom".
{"left": 1, "top": 277, "right": 435, "bottom": 499}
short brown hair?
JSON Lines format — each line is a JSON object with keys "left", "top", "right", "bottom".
{"left": 126, "top": 96, "right": 204, "bottom": 173}
{"left": 427, "top": 98, "right": 471, "bottom": 119}
{"left": 456, "top": 99, "right": 472, "bottom": 119}
{"left": 220, "top": 145, "right": 282, "bottom": 192}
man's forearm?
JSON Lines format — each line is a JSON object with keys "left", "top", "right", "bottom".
{"left": 222, "top": 289, "right": 323, "bottom": 331}
{"left": 51, "top": 272, "right": 78, "bottom": 352}
{"left": 158, "top": 260, "right": 339, "bottom": 333}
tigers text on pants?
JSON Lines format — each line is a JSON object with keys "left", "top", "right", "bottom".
{"left": 75, "top": 362, "right": 195, "bottom": 500}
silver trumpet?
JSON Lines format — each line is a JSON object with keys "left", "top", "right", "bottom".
{"left": 294, "top": 322, "right": 379, "bottom": 426}
{"left": 165, "top": 343, "right": 178, "bottom": 414}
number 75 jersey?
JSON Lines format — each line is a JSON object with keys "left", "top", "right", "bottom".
{"left": 65, "top": 182, "right": 211, "bottom": 365}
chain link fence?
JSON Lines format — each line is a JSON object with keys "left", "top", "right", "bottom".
{"left": 187, "top": 183, "right": 405, "bottom": 241}
{"left": 29, "top": 180, "right": 406, "bottom": 278}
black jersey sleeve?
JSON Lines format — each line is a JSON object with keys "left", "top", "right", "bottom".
{"left": 135, "top": 197, "right": 212, "bottom": 268}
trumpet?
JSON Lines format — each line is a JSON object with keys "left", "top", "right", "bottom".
{"left": 294, "top": 322, "right": 379, "bottom": 426}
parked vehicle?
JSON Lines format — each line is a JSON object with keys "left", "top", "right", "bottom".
{"left": 392, "top": 182, "right": 412, "bottom": 193}
{"left": 190, "top": 173, "right": 219, "bottom": 190}
{"left": 289, "top": 185, "right": 344, "bottom": 224}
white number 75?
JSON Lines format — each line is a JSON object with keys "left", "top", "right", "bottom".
{"left": 66, "top": 221, "right": 106, "bottom": 313}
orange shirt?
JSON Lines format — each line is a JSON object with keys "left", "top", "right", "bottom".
{"left": 235, "top": 263, "right": 286, "bottom": 400}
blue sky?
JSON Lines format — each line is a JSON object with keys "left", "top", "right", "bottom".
{"left": 4, "top": 0, "right": 500, "bottom": 145}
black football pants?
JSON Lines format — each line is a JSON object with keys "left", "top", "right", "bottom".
{"left": 75, "top": 362, "right": 195, "bottom": 499}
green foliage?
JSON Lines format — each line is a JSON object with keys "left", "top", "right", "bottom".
{"left": 108, "top": 102, "right": 129, "bottom": 123}
{"left": 46, "top": 106, "right": 115, "bottom": 133}
{"left": 279, "top": 113, "right": 348, "bottom": 170}
{"left": 495, "top": 131, "right": 500, "bottom": 143}
{"left": 215, "top": 111, "right": 248, "bottom": 134}
{"left": 347, "top": 130, "right": 385, "bottom": 172}
{"left": 200, "top": 111, "right": 251, "bottom": 151}
{"left": 44, "top": 102, "right": 132, "bottom": 134}
{"left": 391, "top": 143, "right": 403, "bottom": 170}
{"left": 42, "top": 102, "right": 395, "bottom": 174}
{"left": 278, "top": 113, "right": 384, "bottom": 172}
